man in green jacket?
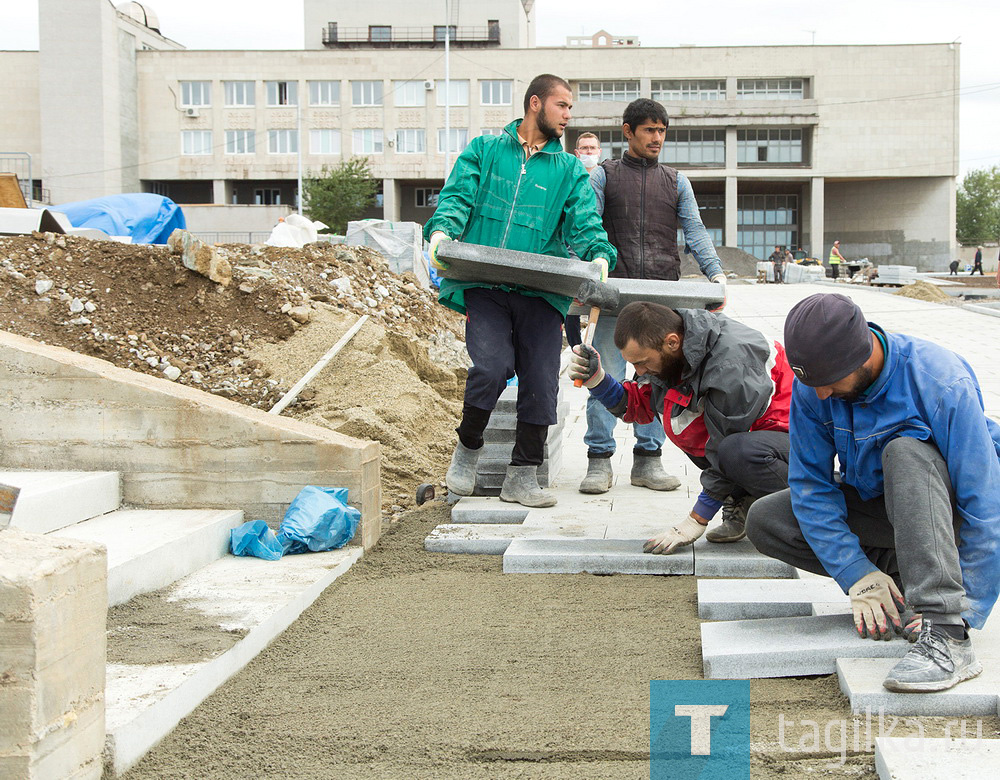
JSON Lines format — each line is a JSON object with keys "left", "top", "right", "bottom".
{"left": 425, "top": 73, "right": 616, "bottom": 508}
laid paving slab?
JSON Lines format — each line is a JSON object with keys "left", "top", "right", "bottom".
{"left": 701, "top": 614, "right": 909, "bottom": 679}
{"left": 875, "top": 737, "right": 1000, "bottom": 779}
{"left": 697, "top": 578, "right": 847, "bottom": 620}
{"left": 2, "top": 470, "right": 120, "bottom": 533}
{"left": 692, "top": 535, "right": 798, "bottom": 578}
{"left": 424, "top": 522, "right": 604, "bottom": 554}
{"left": 450, "top": 502, "right": 530, "bottom": 524}
{"left": 502, "top": 537, "right": 694, "bottom": 574}
{"left": 836, "top": 657, "right": 999, "bottom": 717}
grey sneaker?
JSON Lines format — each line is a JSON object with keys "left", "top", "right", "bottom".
{"left": 579, "top": 457, "right": 613, "bottom": 494}
{"left": 882, "top": 622, "right": 982, "bottom": 693}
{"left": 630, "top": 453, "right": 681, "bottom": 491}
{"left": 445, "top": 441, "right": 482, "bottom": 496}
{"left": 500, "top": 465, "right": 557, "bottom": 508}
{"left": 706, "top": 495, "right": 753, "bottom": 543}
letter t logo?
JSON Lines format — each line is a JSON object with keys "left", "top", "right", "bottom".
{"left": 674, "top": 704, "right": 729, "bottom": 755}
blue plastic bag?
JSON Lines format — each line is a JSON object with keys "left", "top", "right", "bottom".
{"left": 277, "top": 486, "right": 360, "bottom": 555}
{"left": 230, "top": 519, "right": 283, "bottom": 561}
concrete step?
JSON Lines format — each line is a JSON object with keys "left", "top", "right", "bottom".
{"left": 52, "top": 508, "right": 244, "bottom": 606}
{"left": 103, "top": 548, "right": 361, "bottom": 776}
{"left": 2, "top": 470, "right": 120, "bottom": 534}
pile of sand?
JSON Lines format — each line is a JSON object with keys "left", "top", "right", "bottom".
{"left": 893, "top": 280, "right": 952, "bottom": 303}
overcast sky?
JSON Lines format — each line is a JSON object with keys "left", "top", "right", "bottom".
{"left": 3, "top": 0, "right": 997, "bottom": 176}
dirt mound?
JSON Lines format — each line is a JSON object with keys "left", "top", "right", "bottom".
{"left": 893, "top": 280, "right": 952, "bottom": 303}
{"left": 681, "top": 245, "right": 761, "bottom": 277}
{"left": 0, "top": 232, "right": 467, "bottom": 512}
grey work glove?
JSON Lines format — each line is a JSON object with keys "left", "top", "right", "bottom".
{"left": 643, "top": 514, "right": 707, "bottom": 555}
{"left": 569, "top": 344, "right": 605, "bottom": 389}
{"left": 848, "top": 570, "right": 905, "bottom": 641}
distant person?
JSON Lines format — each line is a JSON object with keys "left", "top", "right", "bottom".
{"left": 768, "top": 245, "right": 785, "bottom": 284}
{"left": 564, "top": 132, "right": 605, "bottom": 347}
{"left": 972, "top": 246, "right": 984, "bottom": 275}
{"left": 829, "top": 240, "right": 846, "bottom": 279}
{"left": 949, "top": 259, "right": 960, "bottom": 276}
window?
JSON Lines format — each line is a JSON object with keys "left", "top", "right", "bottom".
{"left": 180, "top": 81, "right": 211, "bottom": 107}
{"left": 353, "top": 129, "right": 384, "bottom": 154}
{"left": 651, "top": 80, "right": 725, "bottom": 101}
{"left": 395, "top": 129, "right": 425, "bottom": 154}
{"left": 267, "top": 129, "right": 298, "bottom": 154}
{"left": 223, "top": 81, "right": 254, "bottom": 107}
{"left": 664, "top": 129, "right": 725, "bottom": 165}
{"left": 181, "top": 130, "right": 212, "bottom": 155}
{"left": 480, "top": 128, "right": 503, "bottom": 136}
{"left": 737, "top": 129, "right": 804, "bottom": 164}
{"left": 595, "top": 129, "right": 627, "bottom": 160}
{"left": 266, "top": 81, "right": 298, "bottom": 107}
{"left": 438, "top": 128, "right": 469, "bottom": 154}
{"left": 434, "top": 25, "right": 456, "bottom": 42}
{"left": 310, "top": 129, "right": 341, "bottom": 155}
{"left": 224, "top": 130, "right": 255, "bottom": 155}
{"left": 415, "top": 188, "right": 440, "bottom": 208}
{"left": 393, "top": 80, "right": 426, "bottom": 107}
{"left": 737, "top": 194, "right": 799, "bottom": 259}
{"left": 736, "top": 79, "right": 805, "bottom": 100}
{"left": 480, "top": 80, "right": 512, "bottom": 105}
{"left": 577, "top": 81, "right": 640, "bottom": 102}
{"left": 352, "top": 80, "right": 384, "bottom": 106}
{"left": 255, "top": 188, "right": 281, "bottom": 205}
{"left": 435, "top": 80, "right": 469, "bottom": 106}
{"left": 369, "top": 25, "right": 391, "bottom": 42}
{"left": 308, "top": 80, "right": 340, "bottom": 106}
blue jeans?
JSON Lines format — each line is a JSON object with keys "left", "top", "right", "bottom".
{"left": 583, "top": 314, "right": 667, "bottom": 456}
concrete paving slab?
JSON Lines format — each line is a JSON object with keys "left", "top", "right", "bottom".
{"left": 567, "top": 277, "right": 724, "bottom": 315}
{"left": 502, "top": 537, "right": 694, "bottom": 574}
{"left": 697, "top": 578, "right": 847, "bottom": 620}
{"left": 450, "top": 502, "right": 530, "bottom": 524}
{"left": 2, "top": 470, "right": 120, "bottom": 533}
{"left": 701, "top": 614, "right": 909, "bottom": 679}
{"left": 875, "top": 737, "right": 1000, "bottom": 779}
{"left": 424, "top": 523, "right": 603, "bottom": 554}
{"left": 103, "top": 547, "right": 361, "bottom": 775}
{"left": 836, "top": 658, "right": 999, "bottom": 717}
{"left": 692, "top": 536, "right": 799, "bottom": 578}
{"left": 53, "top": 508, "right": 244, "bottom": 606}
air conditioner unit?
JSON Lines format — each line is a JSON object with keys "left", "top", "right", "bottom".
{"left": 423, "top": 80, "right": 435, "bottom": 91}
{"left": 184, "top": 107, "right": 199, "bottom": 117}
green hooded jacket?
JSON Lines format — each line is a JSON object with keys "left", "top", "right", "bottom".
{"left": 423, "top": 119, "right": 617, "bottom": 316}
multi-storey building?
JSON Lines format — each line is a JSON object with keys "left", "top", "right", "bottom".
{"left": 1, "top": 0, "right": 959, "bottom": 265}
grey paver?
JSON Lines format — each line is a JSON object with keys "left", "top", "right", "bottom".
{"left": 425, "top": 522, "right": 601, "bottom": 555}
{"left": 701, "top": 614, "right": 909, "bottom": 679}
{"left": 450, "top": 503, "right": 530, "bottom": 525}
{"left": 567, "top": 277, "right": 724, "bottom": 315}
{"left": 502, "top": 537, "right": 694, "bottom": 575}
{"left": 697, "top": 578, "right": 846, "bottom": 620}
{"left": 692, "top": 536, "right": 798, "bottom": 578}
{"left": 875, "top": 737, "right": 1000, "bottom": 780}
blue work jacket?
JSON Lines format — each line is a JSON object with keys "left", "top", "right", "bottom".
{"left": 788, "top": 323, "right": 1000, "bottom": 629}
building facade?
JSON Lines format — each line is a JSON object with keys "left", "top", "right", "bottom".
{"left": 0, "top": 0, "right": 959, "bottom": 267}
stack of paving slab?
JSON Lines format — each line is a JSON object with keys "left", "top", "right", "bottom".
{"left": 876, "top": 264, "right": 918, "bottom": 285}
{"left": 1, "top": 470, "right": 359, "bottom": 776}
{"left": 471, "top": 384, "right": 567, "bottom": 496}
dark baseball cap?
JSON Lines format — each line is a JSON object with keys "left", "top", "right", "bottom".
{"left": 784, "top": 293, "right": 873, "bottom": 387}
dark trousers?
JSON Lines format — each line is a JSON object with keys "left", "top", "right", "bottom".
{"left": 687, "top": 430, "right": 790, "bottom": 501}
{"left": 564, "top": 315, "right": 582, "bottom": 348}
{"left": 830, "top": 263, "right": 840, "bottom": 279}
{"left": 746, "top": 437, "right": 967, "bottom": 623}
{"left": 458, "top": 288, "right": 563, "bottom": 465}
{"left": 972, "top": 261, "right": 983, "bottom": 275}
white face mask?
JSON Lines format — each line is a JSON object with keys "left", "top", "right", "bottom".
{"left": 578, "top": 153, "right": 600, "bottom": 168}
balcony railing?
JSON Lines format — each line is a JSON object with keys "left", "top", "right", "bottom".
{"left": 322, "top": 25, "right": 500, "bottom": 49}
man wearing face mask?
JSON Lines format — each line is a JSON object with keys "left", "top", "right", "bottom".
{"left": 580, "top": 99, "right": 729, "bottom": 516}
{"left": 568, "top": 301, "right": 794, "bottom": 551}
{"left": 574, "top": 132, "right": 602, "bottom": 173}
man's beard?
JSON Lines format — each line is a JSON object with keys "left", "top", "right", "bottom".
{"left": 656, "top": 350, "right": 686, "bottom": 386}
{"left": 831, "top": 364, "right": 876, "bottom": 403}
{"left": 537, "top": 105, "right": 560, "bottom": 140}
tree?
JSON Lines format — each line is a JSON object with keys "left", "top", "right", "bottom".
{"left": 303, "top": 157, "right": 378, "bottom": 234}
{"left": 956, "top": 164, "right": 1000, "bottom": 245}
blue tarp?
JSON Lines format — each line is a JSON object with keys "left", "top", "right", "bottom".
{"left": 53, "top": 194, "right": 185, "bottom": 244}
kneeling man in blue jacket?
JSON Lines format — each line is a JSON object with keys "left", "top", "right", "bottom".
{"left": 747, "top": 293, "right": 1000, "bottom": 693}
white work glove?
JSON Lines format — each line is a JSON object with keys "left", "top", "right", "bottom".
{"left": 429, "top": 231, "right": 451, "bottom": 270}
{"left": 569, "top": 344, "right": 605, "bottom": 388}
{"left": 593, "top": 257, "right": 609, "bottom": 282}
{"left": 848, "top": 570, "right": 905, "bottom": 641}
{"left": 643, "top": 513, "right": 707, "bottom": 555}
{"left": 709, "top": 274, "right": 727, "bottom": 312}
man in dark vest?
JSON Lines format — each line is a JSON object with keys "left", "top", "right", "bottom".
{"left": 581, "top": 99, "right": 731, "bottom": 534}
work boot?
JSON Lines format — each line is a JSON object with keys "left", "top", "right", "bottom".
{"left": 706, "top": 495, "right": 753, "bottom": 543}
{"left": 446, "top": 441, "right": 482, "bottom": 496}
{"left": 579, "top": 457, "right": 613, "bottom": 494}
{"left": 630, "top": 451, "right": 681, "bottom": 491}
{"left": 883, "top": 621, "right": 982, "bottom": 693}
{"left": 500, "top": 465, "right": 557, "bottom": 508}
